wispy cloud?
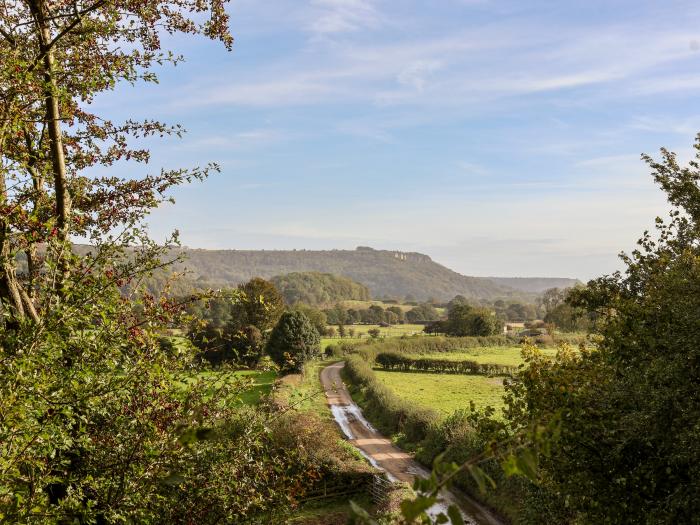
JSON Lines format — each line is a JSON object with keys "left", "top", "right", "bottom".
{"left": 308, "top": 0, "right": 381, "bottom": 35}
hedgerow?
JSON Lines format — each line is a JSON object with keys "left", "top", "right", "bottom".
{"left": 343, "top": 355, "right": 439, "bottom": 443}
{"left": 374, "top": 352, "right": 518, "bottom": 376}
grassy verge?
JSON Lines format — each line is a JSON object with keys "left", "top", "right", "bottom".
{"left": 274, "top": 358, "right": 340, "bottom": 419}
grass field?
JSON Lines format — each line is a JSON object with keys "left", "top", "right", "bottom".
{"left": 404, "top": 346, "right": 559, "bottom": 367}
{"left": 337, "top": 299, "right": 446, "bottom": 316}
{"left": 374, "top": 370, "right": 506, "bottom": 417}
{"left": 325, "top": 323, "right": 427, "bottom": 338}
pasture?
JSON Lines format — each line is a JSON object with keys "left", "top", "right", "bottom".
{"left": 403, "top": 346, "right": 559, "bottom": 367}
{"left": 325, "top": 323, "right": 427, "bottom": 338}
{"left": 373, "top": 370, "right": 506, "bottom": 417}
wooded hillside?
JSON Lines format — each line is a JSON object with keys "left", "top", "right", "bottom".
{"left": 170, "top": 246, "right": 577, "bottom": 301}
{"left": 271, "top": 272, "right": 371, "bottom": 306}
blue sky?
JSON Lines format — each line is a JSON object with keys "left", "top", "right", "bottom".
{"left": 94, "top": 0, "right": 700, "bottom": 279}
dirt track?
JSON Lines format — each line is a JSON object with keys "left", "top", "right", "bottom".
{"left": 319, "top": 361, "right": 504, "bottom": 525}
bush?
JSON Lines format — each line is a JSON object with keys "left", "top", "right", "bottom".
{"left": 266, "top": 311, "right": 321, "bottom": 372}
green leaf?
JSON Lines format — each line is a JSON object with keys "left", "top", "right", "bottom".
{"left": 447, "top": 505, "right": 465, "bottom": 525}
{"left": 400, "top": 495, "right": 437, "bottom": 521}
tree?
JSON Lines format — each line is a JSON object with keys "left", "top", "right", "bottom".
{"left": 270, "top": 272, "right": 370, "bottom": 306}
{"left": 367, "top": 328, "right": 381, "bottom": 339}
{"left": 232, "top": 277, "right": 285, "bottom": 332}
{"left": 445, "top": 303, "right": 473, "bottom": 335}
{"left": 292, "top": 304, "right": 328, "bottom": 336}
{"left": 448, "top": 294, "right": 469, "bottom": 310}
{"left": 405, "top": 303, "right": 440, "bottom": 322}
{"left": 188, "top": 279, "right": 284, "bottom": 366}
{"left": 266, "top": 311, "right": 321, "bottom": 373}
{"left": 538, "top": 287, "right": 566, "bottom": 314}
{"left": 386, "top": 305, "right": 405, "bottom": 322}
{"left": 543, "top": 301, "right": 592, "bottom": 332}
{"left": 445, "top": 303, "right": 502, "bottom": 336}
{"left": 502, "top": 137, "right": 700, "bottom": 523}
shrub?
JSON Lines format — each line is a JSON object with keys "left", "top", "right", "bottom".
{"left": 266, "top": 311, "right": 321, "bottom": 372}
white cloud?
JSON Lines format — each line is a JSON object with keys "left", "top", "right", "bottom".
{"left": 396, "top": 60, "right": 443, "bottom": 91}
{"left": 308, "top": 0, "right": 380, "bottom": 35}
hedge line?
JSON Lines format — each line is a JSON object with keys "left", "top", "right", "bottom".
{"left": 375, "top": 352, "right": 518, "bottom": 376}
{"left": 343, "top": 355, "right": 439, "bottom": 443}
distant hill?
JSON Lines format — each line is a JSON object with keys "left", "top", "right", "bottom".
{"left": 485, "top": 277, "right": 580, "bottom": 294}
{"left": 169, "top": 246, "right": 577, "bottom": 302}
{"left": 270, "top": 272, "right": 371, "bottom": 306}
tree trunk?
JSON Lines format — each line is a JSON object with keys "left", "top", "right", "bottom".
{"left": 0, "top": 103, "right": 29, "bottom": 326}
{"left": 29, "top": 0, "right": 71, "bottom": 291}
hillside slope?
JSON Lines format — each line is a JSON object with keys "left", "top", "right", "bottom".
{"left": 172, "top": 246, "right": 576, "bottom": 301}
{"left": 486, "top": 277, "right": 580, "bottom": 294}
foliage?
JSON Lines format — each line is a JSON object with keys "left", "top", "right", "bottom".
{"left": 188, "top": 278, "right": 284, "bottom": 366}
{"left": 325, "top": 303, "right": 403, "bottom": 326}
{"left": 266, "top": 311, "right": 321, "bottom": 373}
{"left": 271, "top": 271, "right": 370, "bottom": 306}
{"left": 0, "top": 2, "right": 330, "bottom": 522}
{"left": 445, "top": 305, "right": 503, "bottom": 337}
{"left": 405, "top": 303, "right": 440, "bottom": 323}
{"left": 367, "top": 328, "right": 381, "bottom": 339}
{"left": 291, "top": 303, "right": 328, "bottom": 336}
{"left": 500, "top": 139, "right": 700, "bottom": 523}
{"left": 418, "top": 137, "right": 700, "bottom": 525}
{"left": 375, "top": 352, "right": 517, "bottom": 376}
{"left": 233, "top": 277, "right": 285, "bottom": 332}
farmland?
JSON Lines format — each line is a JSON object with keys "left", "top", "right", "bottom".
{"left": 373, "top": 370, "right": 506, "bottom": 417}
{"left": 325, "top": 323, "right": 427, "bottom": 338}
{"left": 403, "top": 346, "right": 558, "bottom": 367}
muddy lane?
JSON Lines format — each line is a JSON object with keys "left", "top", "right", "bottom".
{"left": 320, "top": 361, "right": 504, "bottom": 525}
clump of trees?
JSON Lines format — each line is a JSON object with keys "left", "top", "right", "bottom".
{"left": 271, "top": 271, "right": 370, "bottom": 306}
{"left": 405, "top": 303, "right": 440, "bottom": 322}
{"left": 188, "top": 277, "right": 285, "bottom": 366}
{"left": 266, "top": 311, "right": 321, "bottom": 372}
{"left": 425, "top": 301, "right": 503, "bottom": 336}
{"left": 491, "top": 299, "right": 539, "bottom": 322}
{"left": 538, "top": 287, "right": 596, "bottom": 332}
{"left": 324, "top": 303, "right": 405, "bottom": 325}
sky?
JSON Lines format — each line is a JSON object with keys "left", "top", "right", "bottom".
{"left": 93, "top": 0, "right": 700, "bottom": 280}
